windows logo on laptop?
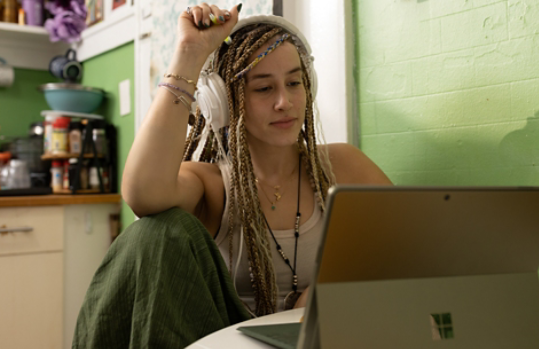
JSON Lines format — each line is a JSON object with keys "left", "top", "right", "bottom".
{"left": 430, "top": 313, "right": 454, "bottom": 340}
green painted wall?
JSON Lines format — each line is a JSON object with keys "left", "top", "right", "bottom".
{"left": 355, "top": 0, "right": 539, "bottom": 186}
{"left": 0, "top": 69, "right": 58, "bottom": 141}
{"left": 82, "top": 42, "right": 135, "bottom": 229}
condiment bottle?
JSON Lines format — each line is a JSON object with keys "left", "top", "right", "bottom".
{"left": 51, "top": 117, "right": 70, "bottom": 154}
{"left": 89, "top": 164, "right": 99, "bottom": 190}
{"left": 68, "top": 121, "right": 82, "bottom": 154}
{"left": 62, "top": 160, "right": 70, "bottom": 190}
{"left": 43, "top": 115, "right": 56, "bottom": 154}
{"left": 80, "top": 160, "right": 89, "bottom": 189}
{"left": 51, "top": 160, "right": 63, "bottom": 192}
{"left": 3, "top": 0, "right": 18, "bottom": 23}
{"left": 92, "top": 121, "right": 107, "bottom": 156}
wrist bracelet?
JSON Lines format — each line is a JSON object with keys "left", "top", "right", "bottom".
{"left": 163, "top": 73, "right": 198, "bottom": 91}
{"left": 160, "top": 86, "right": 192, "bottom": 112}
{"left": 158, "top": 82, "right": 196, "bottom": 102}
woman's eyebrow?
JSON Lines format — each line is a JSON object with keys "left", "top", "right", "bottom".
{"left": 247, "top": 66, "right": 302, "bottom": 82}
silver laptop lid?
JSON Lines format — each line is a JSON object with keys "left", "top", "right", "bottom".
{"left": 318, "top": 186, "right": 539, "bottom": 282}
{"left": 298, "top": 186, "right": 539, "bottom": 349}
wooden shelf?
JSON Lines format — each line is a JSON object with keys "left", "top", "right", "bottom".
{"left": 52, "top": 189, "right": 110, "bottom": 195}
{"left": 41, "top": 153, "right": 105, "bottom": 160}
{"left": 0, "top": 22, "right": 49, "bottom": 38}
{"left": 0, "top": 193, "right": 121, "bottom": 207}
{"left": 0, "top": 22, "right": 68, "bottom": 70}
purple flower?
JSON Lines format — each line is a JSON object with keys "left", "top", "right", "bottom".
{"left": 45, "top": 0, "right": 87, "bottom": 43}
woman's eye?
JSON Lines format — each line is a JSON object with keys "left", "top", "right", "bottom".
{"left": 289, "top": 81, "right": 302, "bottom": 87}
{"left": 255, "top": 86, "right": 271, "bottom": 92}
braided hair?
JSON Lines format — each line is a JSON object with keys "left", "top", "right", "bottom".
{"left": 183, "top": 23, "right": 334, "bottom": 316}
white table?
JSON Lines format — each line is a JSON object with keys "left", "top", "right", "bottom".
{"left": 186, "top": 308, "right": 304, "bottom": 349}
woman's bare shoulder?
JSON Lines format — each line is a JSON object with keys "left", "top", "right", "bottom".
{"left": 318, "top": 143, "right": 392, "bottom": 185}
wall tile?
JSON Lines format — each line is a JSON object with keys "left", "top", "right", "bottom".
{"left": 411, "top": 49, "right": 476, "bottom": 95}
{"left": 508, "top": 0, "right": 539, "bottom": 39}
{"left": 428, "top": 0, "right": 475, "bottom": 18}
{"left": 359, "top": 102, "right": 377, "bottom": 135}
{"left": 440, "top": 2, "right": 508, "bottom": 52}
{"left": 383, "top": 19, "right": 442, "bottom": 64}
{"left": 474, "top": 35, "right": 539, "bottom": 86}
{"left": 359, "top": 62, "right": 413, "bottom": 103}
{"left": 510, "top": 78, "right": 539, "bottom": 120}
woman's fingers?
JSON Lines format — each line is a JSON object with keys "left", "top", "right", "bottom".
{"left": 200, "top": 3, "right": 212, "bottom": 28}
{"left": 189, "top": 6, "right": 204, "bottom": 28}
{"left": 210, "top": 5, "right": 227, "bottom": 24}
{"left": 185, "top": 3, "right": 236, "bottom": 30}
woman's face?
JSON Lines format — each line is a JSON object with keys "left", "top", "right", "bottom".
{"left": 243, "top": 37, "right": 307, "bottom": 148}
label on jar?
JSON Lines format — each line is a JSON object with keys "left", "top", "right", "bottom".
{"left": 69, "top": 130, "right": 82, "bottom": 154}
{"left": 52, "top": 129, "right": 68, "bottom": 154}
{"left": 51, "top": 167, "right": 63, "bottom": 192}
{"left": 44, "top": 123, "right": 54, "bottom": 153}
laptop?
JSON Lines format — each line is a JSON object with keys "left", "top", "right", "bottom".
{"left": 238, "top": 186, "right": 539, "bottom": 349}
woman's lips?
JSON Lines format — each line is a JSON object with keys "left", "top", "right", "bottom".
{"left": 271, "top": 118, "right": 296, "bottom": 129}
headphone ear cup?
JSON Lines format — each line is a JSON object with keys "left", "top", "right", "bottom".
{"left": 196, "top": 72, "right": 230, "bottom": 130}
{"left": 309, "top": 64, "right": 318, "bottom": 99}
{"left": 208, "top": 73, "right": 229, "bottom": 127}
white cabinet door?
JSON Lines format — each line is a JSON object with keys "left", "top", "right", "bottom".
{"left": 0, "top": 206, "right": 64, "bottom": 257}
{"left": 0, "top": 252, "right": 63, "bottom": 349}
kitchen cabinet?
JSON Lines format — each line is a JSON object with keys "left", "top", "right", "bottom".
{"left": 0, "top": 22, "right": 68, "bottom": 70}
{"left": 0, "top": 195, "right": 121, "bottom": 349}
{"left": 0, "top": 0, "right": 135, "bottom": 69}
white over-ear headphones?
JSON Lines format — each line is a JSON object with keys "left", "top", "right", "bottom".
{"left": 196, "top": 15, "right": 318, "bottom": 132}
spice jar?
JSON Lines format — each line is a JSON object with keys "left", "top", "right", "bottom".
{"left": 43, "top": 115, "right": 56, "bottom": 154}
{"left": 62, "top": 160, "right": 70, "bottom": 190}
{"left": 68, "top": 158, "right": 85, "bottom": 190}
{"left": 92, "top": 121, "right": 107, "bottom": 157}
{"left": 89, "top": 164, "right": 99, "bottom": 190}
{"left": 51, "top": 117, "right": 70, "bottom": 154}
{"left": 51, "top": 160, "right": 63, "bottom": 192}
{"left": 3, "top": 0, "right": 17, "bottom": 23}
{"left": 68, "top": 121, "right": 82, "bottom": 154}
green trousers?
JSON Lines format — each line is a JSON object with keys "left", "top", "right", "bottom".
{"left": 72, "top": 207, "right": 251, "bottom": 349}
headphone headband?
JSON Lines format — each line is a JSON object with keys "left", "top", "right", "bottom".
{"left": 231, "top": 15, "right": 313, "bottom": 56}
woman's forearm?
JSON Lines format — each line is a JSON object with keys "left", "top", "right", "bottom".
{"left": 122, "top": 48, "right": 207, "bottom": 214}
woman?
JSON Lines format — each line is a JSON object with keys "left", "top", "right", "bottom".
{"left": 74, "top": 3, "right": 391, "bottom": 348}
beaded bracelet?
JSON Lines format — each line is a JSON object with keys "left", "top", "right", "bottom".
{"left": 162, "top": 73, "right": 198, "bottom": 91}
{"left": 160, "top": 86, "right": 192, "bottom": 112}
{"left": 157, "top": 82, "right": 196, "bottom": 102}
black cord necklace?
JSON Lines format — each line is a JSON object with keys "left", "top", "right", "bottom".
{"left": 262, "top": 154, "right": 302, "bottom": 310}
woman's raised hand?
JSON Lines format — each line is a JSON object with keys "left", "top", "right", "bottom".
{"left": 176, "top": 3, "right": 242, "bottom": 57}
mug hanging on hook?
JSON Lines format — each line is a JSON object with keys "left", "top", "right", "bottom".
{"left": 49, "top": 49, "right": 83, "bottom": 83}
{"left": 0, "top": 58, "right": 15, "bottom": 88}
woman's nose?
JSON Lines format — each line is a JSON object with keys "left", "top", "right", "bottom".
{"left": 274, "top": 87, "right": 293, "bottom": 111}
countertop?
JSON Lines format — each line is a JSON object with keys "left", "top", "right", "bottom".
{"left": 0, "top": 194, "right": 122, "bottom": 207}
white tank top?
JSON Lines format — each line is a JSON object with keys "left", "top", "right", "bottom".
{"left": 215, "top": 163, "right": 325, "bottom": 313}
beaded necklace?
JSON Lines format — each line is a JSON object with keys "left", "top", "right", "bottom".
{"left": 262, "top": 154, "right": 302, "bottom": 310}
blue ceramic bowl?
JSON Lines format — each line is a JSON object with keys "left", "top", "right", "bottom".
{"left": 39, "top": 83, "right": 105, "bottom": 113}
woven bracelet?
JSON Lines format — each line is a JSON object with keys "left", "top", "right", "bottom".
{"left": 160, "top": 86, "right": 192, "bottom": 112}
{"left": 157, "top": 82, "right": 196, "bottom": 102}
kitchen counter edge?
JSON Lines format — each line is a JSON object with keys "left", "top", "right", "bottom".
{"left": 0, "top": 194, "right": 122, "bottom": 207}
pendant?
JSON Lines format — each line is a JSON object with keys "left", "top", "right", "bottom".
{"left": 284, "top": 291, "right": 302, "bottom": 310}
{"left": 271, "top": 205, "right": 276, "bottom": 210}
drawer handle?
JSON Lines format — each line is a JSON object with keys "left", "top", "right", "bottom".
{"left": 0, "top": 226, "right": 34, "bottom": 234}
